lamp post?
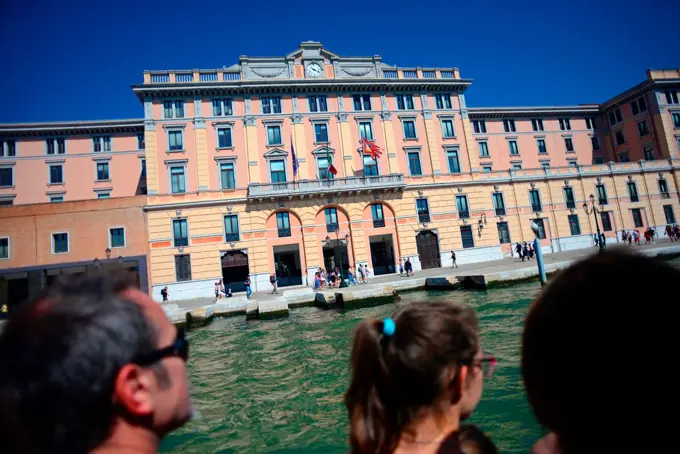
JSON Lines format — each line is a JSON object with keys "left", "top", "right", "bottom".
{"left": 583, "top": 194, "right": 604, "bottom": 251}
{"left": 531, "top": 221, "right": 547, "bottom": 286}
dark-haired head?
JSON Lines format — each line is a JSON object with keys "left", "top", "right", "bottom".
{"left": 459, "top": 424, "right": 498, "bottom": 454}
{"left": 0, "top": 272, "right": 192, "bottom": 454}
{"left": 345, "top": 301, "right": 487, "bottom": 454}
{"left": 522, "top": 250, "right": 680, "bottom": 454}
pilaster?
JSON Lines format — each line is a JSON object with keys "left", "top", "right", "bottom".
{"left": 243, "top": 115, "right": 261, "bottom": 184}
{"left": 292, "top": 121, "right": 309, "bottom": 180}
{"left": 422, "top": 116, "right": 442, "bottom": 175}
{"left": 193, "top": 97, "right": 209, "bottom": 190}
{"left": 144, "top": 121, "right": 158, "bottom": 195}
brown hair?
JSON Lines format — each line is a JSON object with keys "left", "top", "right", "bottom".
{"left": 345, "top": 301, "right": 480, "bottom": 454}
{"left": 459, "top": 424, "right": 498, "bottom": 454}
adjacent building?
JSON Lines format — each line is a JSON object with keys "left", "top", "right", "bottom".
{"left": 1, "top": 42, "right": 679, "bottom": 301}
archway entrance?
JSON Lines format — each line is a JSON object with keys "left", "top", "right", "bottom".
{"left": 221, "top": 250, "right": 249, "bottom": 292}
{"left": 322, "top": 239, "right": 349, "bottom": 277}
{"left": 416, "top": 230, "right": 441, "bottom": 269}
{"left": 369, "top": 235, "right": 395, "bottom": 275}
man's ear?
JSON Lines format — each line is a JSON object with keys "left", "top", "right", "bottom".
{"left": 113, "top": 364, "right": 154, "bottom": 416}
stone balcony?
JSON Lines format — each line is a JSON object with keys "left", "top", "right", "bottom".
{"left": 247, "top": 174, "right": 405, "bottom": 201}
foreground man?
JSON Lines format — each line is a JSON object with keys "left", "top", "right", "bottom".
{"left": 0, "top": 273, "right": 193, "bottom": 453}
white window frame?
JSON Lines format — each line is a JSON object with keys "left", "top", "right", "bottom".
{"left": 269, "top": 158, "right": 287, "bottom": 183}
{"left": 216, "top": 157, "right": 237, "bottom": 190}
{"left": 44, "top": 137, "right": 67, "bottom": 155}
{"left": 212, "top": 98, "right": 234, "bottom": 116}
{"left": 312, "top": 121, "right": 330, "bottom": 144}
{"left": 92, "top": 136, "right": 113, "bottom": 153}
{"left": 405, "top": 147, "right": 423, "bottom": 176}
{"left": 0, "top": 236, "right": 9, "bottom": 260}
{"left": 163, "top": 100, "right": 185, "bottom": 119}
{"left": 357, "top": 119, "right": 374, "bottom": 141}
{"left": 51, "top": 231, "right": 70, "bottom": 255}
{"left": 585, "top": 117, "right": 596, "bottom": 130}
{"left": 0, "top": 139, "right": 17, "bottom": 157}
{"left": 536, "top": 137, "right": 547, "bottom": 154}
{"left": 564, "top": 136, "right": 575, "bottom": 153}
{"left": 166, "top": 159, "right": 188, "bottom": 194}
{"left": 49, "top": 195, "right": 64, "bottom": 203}
{"left": 503, "top": 119, "right": 516, "bottom": 133}
{"left": 439, "top": 115, "right": 455, "bottom": 138}
{"left": 434, "top": 93, "right": 452, "bottom": 110}
{"left": 508, "top": 139, "right": 519, "bottom": 155}
{"left": 95, "top": 160, "right": 111, "bottom": 182}
{"left": 261, "top": 96, "right": 283, "bottom": 114}
{"left": 400, "top": 117, "right": 418, "bottom": 140}
{"left": 97, "top": 192, "right": 111, "bottom": 199}
{"left": 137, "top": 133, "right": 145, "bottom": 150}
{"left": 396, "top": 94, "right": 415, "bottom": 110}
{"left": 558, "top": 118, "right": 571, "bottom": 131}
{"left": 0, "top": 164, "right": 14, "bottom": 188}
{"left": 308, "top": 95, "right": 329, "bottom": 113}
{"left": 48, "top": 163, "right": 64, "bottom": 185}
{"left": 477, "top": 140, "right": 489, "bottom": 157}
{"left": 215, "top": 123, "right": 234, "bottom": 149}
{"left": 482, "top": 165, "right": 492, "bottom": 172}
{"left": 472, "top": 120, "right": 487, "bottom": 134}
{"left": 108, "top": 226, "right": 127, "bottom": 249}
{"left": 531, "top": 119, "right": 544, "bottom": 132}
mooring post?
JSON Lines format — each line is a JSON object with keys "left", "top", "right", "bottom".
{"left": 531, "top": 222, "right": 547, "bottom": 286}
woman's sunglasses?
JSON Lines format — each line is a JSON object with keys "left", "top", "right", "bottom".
{"left": 132, "top": 328, "right": 189, "bottom": 366}
{"left": 464, "top": 352, "right": 497, "bottom": 378}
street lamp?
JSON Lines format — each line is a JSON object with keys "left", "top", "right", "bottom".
{"left": 583, "top": 194, "right": 604, "bottom": 251}
{"left": 105, "top": 248, "right": 112, "bottom": 259}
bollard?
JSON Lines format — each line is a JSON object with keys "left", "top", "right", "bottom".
{"left": 531, "top": 222, "right": 547, "bottom": 286}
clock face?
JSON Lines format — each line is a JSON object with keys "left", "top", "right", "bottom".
{"left": 306, "top": 62, "right": 323, "bottom": 77}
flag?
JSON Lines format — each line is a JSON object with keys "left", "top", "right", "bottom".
{"left": 362, "top": 138, "right": 383, "bottom": 161}
{"left": 326, "top": 146, "right": 337, "bottom": 176}
{"left": 290, "top": 136, "right": 299, "bottom": 178}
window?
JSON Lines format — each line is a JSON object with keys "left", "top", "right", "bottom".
{"left": 97, "top": 192, "right": 111, "bottom": 199}
{"left": 638, "top": 120, "right": 649, "bottom": 137}
{"left": 461, "top": 225, "right": 474, "bottom": 249}
{"left": 169, "top": 166, "right": 186, "bottom": 193}
{"left": 627, "top": 182, "right": 639, "bottom": 202}
{"left": 631, "top": 208, "right": 644, "bottom": 228}
{"left": 407, "top": 151, "right": 422, "bottom": 176}
{"left": 261, "top": 96, "right": 282, "bottom": 114}
{"left": 372, "top": 204, "right": 385, "bottom": 227}
{"left": 92, "top": 136, "right": 112, "bottom": 152}
{"left": 109, "top": 227, "right": 125, "bottom": 248}
{"left": 568, "top": 161, "right": 578, "bottom": 168}
{"left": 503, "top": 120, "right": 516, "bottom": 133}
{"left": 447, "top": 150, "right": 461, "bottom": 173}
{"left": 568, "top": 214, "right": 581, "bottom": 235}
{"left": 512, "top": 164, "right": 522, "bottom": 170}
{"left": 482, "top": 165, "right": 492, "bottom": 172}
{"left": 672, "top": 113, "right": 680, "bottom": 128}
{"left": 325, "top": 208, "right": 338, "bottom": 232}
{"left": 52, "top": 232, "right": 69, "bottom": 254}
{"left": 608, "top": 108, "right": 623, "bottom": 125}
{"left": 50, "top": 196, "right": 63, "bottom": 203}
{"left": 456, "top": 195, "right": 469, "bottom": 219}
{"left": 267, "top": 125, "right": 282, "bottom": 146}
{"left": 600, "top": 212, "right": 612, "bottom": 231}
{"left": 403, "top": 120, "right": 417, "bottom": 139}
{"left": 314, "top": 123, "right": 329, "bottom": 142}
{"left": 363, "top": 155, "right": 379, "bottom": 176}
{"left": 564, "top": 137, "right": 574, "bottom": 152}
{"left": 276, "top": 212, "right": 291, "bottom": 237}
{"left": 508, "top": 140, "right": 519, "bottom": 155}
{"left": 175, "top": 254, "right": 192, "bottom": 282}
{"left": 45, "top": 138, "right": 66, "bottom": 155}
{"left": 212, "top": 99, "right": 233, "bottom": 116}
{"left": 497, "top": 222, "right": 511, "bottom": 244}
{"left": 359, "top": 121, "right": 374, "bottom": 140}
{"left": 140, "top": 159, "right": 146, "bottom": 178}
{"left": 96, "top": 162, "right": 110, "bottom": 181}
{"left": 317, "top": 156, "right": 333, "bottom": 180}
{"left": 537, "top": 139, "right": 547, "bottom": 154}
{"left": 0, "top": 237, "right": 8, "bottom": 259}
{"left": 529, "top": 189, "right": 542, "bottom": 212}
{"left": 269, "top": 160, "right": 286, "bottom": 183}
{"left": 614, "top": 130, "right": 625, "bottom": 146}
{"left": 220, "top": 162, "right": 235, "bottom": 189}
{"left": 531, "top": 119, "right": 544, "bottom": 131}
{"left": 631, "top": 97, "right": 646, "bottom": 115}
{"left": 472, "top": 120, "right": 486, "bottom": 134}
{"left": 541, "top": 162, "right": 550, "bottom": 169}
{"left": 478, "top": 141, "right": 489, "bottom": 157}
{"left": 563, "top": 187, "right": 576, "bottom": 209}
{"left": 659, "top": 178, "right": 670, "bottom": 199}
{"left": 559, "top": 118, "right": 571, "bottom": 131}
{"left": 224, "top": 215, "right": 239, "bottom": 241}
{"left": 619, "top": 152, "right": 630, "bottom": 163}
{"left": 353, "top": 94, "right": 372, "bottom": 111}
{"left": 585, "top": 117, "right": 596, "bottom": 130}
{"left": 664, "top": 205, "right": 676, "bottom": 224}
{"left": 0, "top": 168, "right": 13, "bottom": 187}
{"left": 441, "top": 119, "right": 455, "bottom": 138}
{"left": 435, "top": 94, "right": 452, "bottom": 109}
{"left": 533, "top": 219, "right": 547, "bottom": 239}
{"left": 49, "top": 165, "right": 63, "bottom": 184}
{"left": 168, "top": 130, "right": 183, "bottom": 151}
{"left": 308, "top": 95, "right": 328, "bottom": 112}
{"left": 217, "top": 127, "right": 233, "bottom": 148}
{"left": 665, "top": 90, "right": 679, "bottom": 105}
{"left": 416, "top": 198, "right": 430, "bottom": 223}
{"left": 396, "top": 94, "right": 414, "bottom": 110}
{"left": 172, "top": 219, "right": 188, "bottom": 247}
{"left": 163, "top": 100, "right": 184, "bottom": 118}
{"left": 137, "top": 133, "right": 145, "bottom": 150}
{"left": 596, "top": 184, "right": 608, "bottom": 205}
{"left": 643, "top": 146, "right": 654, "bottom": 161}
{"left": 591, "top": 136, "right": 601, "bottom": 151}
{"left": 594, "top": 157, "right": 605, "bottom": 164}
{"left": 492, "top": 192, "right": 506, "bottom": 216}
{"left": 1, "top": 140, "right": 16, "bottom": 157}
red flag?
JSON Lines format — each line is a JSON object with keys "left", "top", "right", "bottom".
{"left": 362, "top": 138, "right": 383, "bottom": 160}
{"left": 328, "top": 163, "right": 338, "bottom": 176}
{"left": 326, "top": 146, "right": 337, "bottom": 176}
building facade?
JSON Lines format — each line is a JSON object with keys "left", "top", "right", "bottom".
{"left": 1, "top": 42, "right": 680, "bottom": 301}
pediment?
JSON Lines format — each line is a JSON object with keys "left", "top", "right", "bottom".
{"left": 263, "top": 148, "right": 288, "bottom": 158}
{"left": 312, "top": 146, "right": 335, "bottom": 155}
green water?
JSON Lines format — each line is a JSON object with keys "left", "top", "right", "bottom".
{"left": 161, "top": 283, "right": 542, "bottom": 453}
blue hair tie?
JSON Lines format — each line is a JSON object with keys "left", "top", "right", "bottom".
{"left": 382, "top": 317, "right": 396, "bottom": 336}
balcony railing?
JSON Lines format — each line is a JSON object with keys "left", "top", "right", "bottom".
{"left": 277, "top": 228, "right": 291, "bottom": 238}
{"left": 373, "top": 219, "right": 386, "bottom": 228}
{"left": 495, "top": 208, "right": 506, "bottom": 216}
{"left": 532, "top": 204, "right": 542, "bottom": 212}
{"left": 326, "top": 223, "right": 339, "bottom": 233}
{"left": 662, "top": 192, "right": 671, "bottom": 199}
{"left": 458, "top": 210, "right": 470, "bottom": 219}
{"left": 418, "top": 213, "right": 431, "bottom": 223}
{"left": 247, "top": 174, "right": 405, "bottom": 200}
{"left": 174, "top": 237, "right": 188, "bottom": 247}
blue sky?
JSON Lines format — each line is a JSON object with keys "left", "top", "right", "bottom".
{"left": 1, "top": 0, "right": 678, "bottom": 123}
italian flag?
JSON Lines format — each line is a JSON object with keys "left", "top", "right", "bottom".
{"left": 326, "top": 146, "right": 337, "bottom": 176}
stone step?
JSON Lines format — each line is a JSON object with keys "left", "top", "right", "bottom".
{"left": 259, "top": 297, "right": 289, "bottom": 319}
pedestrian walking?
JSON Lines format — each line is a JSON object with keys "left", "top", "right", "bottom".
{"left": 269, "top": 272, "right": 278, "bottom": 294}
{"left": 161, "top": 286, "right": 169, "bottom": 302}
{"left": 244, "top": 275, "right": 252, "bottom": 299}
{"left": 451, "top": 251, "right": 458, "bottom": 268}
{"left": 515, "top": 242, "right": 523, "bottom": 260}
{"left": 528, "top": 243, "right": 535, "bottom": 260}
{"left": 404, "top": 258, "right": 413, "bottom": 276}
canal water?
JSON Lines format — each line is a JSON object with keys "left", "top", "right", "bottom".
{"left": 161, "top": 282, "right": 542, "bottom": 453}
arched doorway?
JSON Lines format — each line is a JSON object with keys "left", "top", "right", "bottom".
{"left": 416, "top": 230, "right": 441, "bottom": 269}
{"left": 221, "top": 250, "right": 249, "bottom": 292}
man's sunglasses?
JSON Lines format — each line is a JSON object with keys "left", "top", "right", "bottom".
{"left": 463, "top": 352, "right": 497, "bottom": 378}
{"left": 132, "top": 328, "right": 189, "bottom": 366}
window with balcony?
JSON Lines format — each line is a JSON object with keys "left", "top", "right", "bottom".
{"left": 503, "top": 120, "right": 516, "bottom": 133}
{"left": 672, "top": 112, "right": 680, "bottom": 128}
{"left": 325, "top": 208, "right": 338, "bottom": 232}
{"left": 0, "top": 167, "right": 13, "bottom": 187}
{"left": 585, "top": 117, "right": 596, "bottom": 130}
{"left": 665, "top": 90, "right": 679, "bottom": 105}
{"left": 508, "top": 140, "right": 519, "bottom": 155}
{"left": 614, "top": 130, "right": 625, "bottom": 146}
{"left": 529, "top": 189, "right": 542, "bottom": 212}
{"left": 638, "top": 120, "right": 649, "bottom": 137}
{"left": 435, "top": 94, "right": 452, "bottom": 109}
{"left": 92, "top": 136, "right": 112, "bottom": 153}
{"left": 224, "top": 215, "right": 240, "bottom": 241}
{"left": 627, "top": 181, "right": 639, "bottom": 202}
{"left": 631, "top": 97, "right": 646, "bottom": 115}
{"left": 137, "top": 133, "right": 145, "bottom": 150}
{"left": 591, "top": 136, "right": 601, "bottom": 151}
{"left": 269, "top": 160, "right": 286, "bottom": 183}
{"left": 314, "top": 123, "right": 329, "bottom": 142}
{"left": 563, "top": 186, "right": 576, "bottom": 209}
{"left": 497, "top": 222, "right": 511, "bottom": 244}
{"left": 363, "top": 155, "right": 379, "bottom": 176}
{"left": 276, "top": 212, "right": 291, "bottom": 237}
{"left": 317, "top": 156, "right": 333, "bottom": 180}
{"left": 267, "top": 125, "right": 282, "bottom": 146}
{"left": 353, "top": 94, "right": 372, "bottom": 111}
{"left": 478, "top": 141, "right": 489, "bottom": 157}
{"left": 441, "top": 119, "right": 455, "bottom": 138}
{"left": 537, "top": 138, "right": 547, "bottom": 154}
{"left": 461, "top": 225, "right": 474, "bottom": 248}
{"left": 631, "top": 208, "right": 644, "bottom": 227}
{"left": 643, "top": 146, "right": 654, "bottom": 161}
{"left": 96, "top": 162, "right": 110, "bottom": 181}
{"left": 396, "top": 94, "right": 414, "bottom": 110}
{"left": 472, "top": 120, "right": 486, "bottom": 134}
{"left": 568, "top": 214, "right": 581, "bottom": 235}
{"left": 261, "top": 96, "right": 282, "bottom": 114}
{"left": 447, "top": 149, "right": 461, "bottom": 174}
{"left": 492, "top": 192, "right": 506, "bottom": 216}
{"left": 531, "top": 119, "right": 544, "bottom": 131}
{"left": 372, "top": 204, "right": 386, "bottom": 227}
{"left": 168, "top": 130, "right": 184, "bottom": 151}
{"left": 308, "top": 95, "right": 328, "bottom": 112}
{"left": 659, "top": 178, "right": 670, "bottom": 199}
{"left": 52, "top": 232, "right": 69, "bottom": 254}
{"left": 170, "top": 166, "right": 186, "bottom": 193}
{"left": 212, "top": 98, "right": 233, "bottom": 116}
{"left": 559, "top": 118, "right": 571, "bottom": 131}
{"left": 403, "top": 120, "right": 417, "bottom": 139}
{"left": 564, "top": 137, "right": 574, "bottom": 152}
{"left": 600, "top": 211, "right": 613, "bottom": 231}
{"left": 175, "top": 254, "right": 192, "bottom": 282}
{"left": 596, "top": 184, "right": 608, "bottom": 205}
{"left": 456, "top": 195, "right": 470, "bottom": 219}
{"left": 407, "top": 151, "right": 422, "bottom": 176}
{"left": 0, "top": 237, "right": 8, "bottom": 259}
{"left": 217, "top": 127, "right": 233, "bottom": 148}
{"left": 608, "top": 108, "right": 623, "bottom": 125}
{"left": 163, "top": 100, "right": 184, "bottom": 118}
{"left": 359, "top": 121, "right": 374, "bottom": 140}
{"left": 172, "top": 219, "right": 188, "bottom": 247}
{"left": 49, "top": 165, "right": 63, "bottom": 184}
{"left": 416, "top": 198, "right": 430, "bottom": 223}
{"left": 664, "top": 205, "right": 676, "bottom": 224}
{"left": 220, "top": 162, "right": 235, "bottom": 189}
{"left": 109, "top": 227, "right": 125, "bottom": 248}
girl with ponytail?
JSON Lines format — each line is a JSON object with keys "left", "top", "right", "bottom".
{"left": 345, "top": 301, "right": 497, "bottom": 454}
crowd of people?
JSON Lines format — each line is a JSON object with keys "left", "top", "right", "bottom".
{"left": 515, "top": 241, "right": 535, "bottom": 261}
{"left": 314, "top": 264, "right": 373, "bottom": 290}
{"left": 0, "top": 249, "right": 677, "bottom": 453}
